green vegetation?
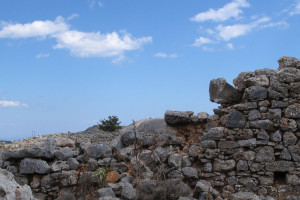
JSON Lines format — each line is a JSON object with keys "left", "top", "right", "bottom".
{"left": 98, "top": 116, "right": 121, "bottom": 131}
{"left": 94, "top": 167, "right": 111, "bottom": 187}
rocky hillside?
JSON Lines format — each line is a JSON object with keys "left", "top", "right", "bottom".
{"left": 1, "top": 56, "right": 300, "bottom": 200}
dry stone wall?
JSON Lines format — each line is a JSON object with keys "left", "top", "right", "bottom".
{"left": 0, "top": 56, "right": 300, "bottom": 200}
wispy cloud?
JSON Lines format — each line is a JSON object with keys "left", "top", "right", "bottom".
{"left": 54, "top": 30, "right": 152, "bottom": 58}
{"left": 192, "top": 36, "right": 214, "bottom": 47}
{"left": 89, "top": 0, "right": 103, "bottom": 8}
{"left": 190, "top": 0, "right": 250, "bottom": 22}
{"left": 216, "top": 17, "right": 271, "bottom": 41}
{"left": 0, "top": 100, "right": 28, "bottom": 108}
{"left": 36, "top": 53, "right": 50, "bottom": 58}
{"left": 0, "top": 16, "right": 152, "bottom": 60}
{"left": 153, "top": 52, "right": 178, "bottom": 58}
{"left": 226, "top": 43, "right": 234, "bottom": 50}
{"left": 290, "top": 1, "right": 300, "bottom": 15}
{"left": 0, "top": 16, "right": 68, "bottom": 39}
{"left": 67, "top": 14, "right": 79, "bottom": 20}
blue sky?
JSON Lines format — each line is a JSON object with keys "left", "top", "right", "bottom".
{"left": 0, "top": 0, "right": 299, "bottom": 140}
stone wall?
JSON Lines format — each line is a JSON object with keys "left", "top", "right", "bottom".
{"left": 0, "top": 56, "right": 300, "bottom": 200}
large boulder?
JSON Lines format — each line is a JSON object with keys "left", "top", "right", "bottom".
{"left": 2, "top": 137, "right": 56, "bottom": 160}
{"left": 278, "top": 56, "right": 300, "bottom": 70}
{"left": 209, "top": 78, "right": 242, "bottom": 104}
{"left": 20, "top": 158, "right": 50, "bottom": 174}
{"left": 0, "top": 169, "right": 36, "bottom": 200}
{"left": 164, "top": 110, "right": 193, "bottom": 125}
{"left": 85, "top": 143, "right": 112, "bottom": 159}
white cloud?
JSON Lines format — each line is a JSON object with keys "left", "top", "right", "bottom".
{"left": 98, "top": 1, "right": 103, "bottom": 7}
{"left": 36, "top": 53, "right": 50, "bottom": 58}
{"left": 192, "top": 36, "right": 214, "bottom": 47}
{"left": 226, "top": 43, "right": 234, "bottom": 50}
{"left": 67, "top": 14, "right": 79, "bottom": 20}
{"left": 0, "top": 100, "right": 28, "bottom": 108}
{"left": 54, "top": 30, "right": 152, "bottom": 58}
{"left": 290, "top": 1, "right": 300, "bottom": 15}
{"left": 0, "top": 16, "right": 68, "bottom": 39}
{"left": 216, "top": 17, "right": 271, "bottom": 41}
{"left": 202, "top": 46, "right": 215, "bottom": 52}
{"left": 154, "top": 52, "right": 178, "bottom": 58}
{"left": 191, "top": 0, "right": 250, "bottom": 22}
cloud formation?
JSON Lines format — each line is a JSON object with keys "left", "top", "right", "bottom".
{"left": 0, "top": 16, "right": 152, "bottom": 59}
{"left": 154, "top": 52, "right": 178, "bottom": 58}
{"left": 0, "top": 16, "right": 68, "bottom": 39}
{"left": 0, "top": 100, "right": 28, "bottom": 108}
{"left": 192, "top": 36, "right": 214, "bottom": 47}
{"left": 290, "top": 1, "right": 300, "bottom": 15}
{"left": 191, "top": 0, "right": 250, "bottom": 22}
{"left": 36, "top": 53, "right": 50, "bottom": 58}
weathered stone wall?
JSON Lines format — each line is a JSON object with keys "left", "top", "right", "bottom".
{"left": 1, "top": 56, "right": 300, "bottom": 200}
{"left": 165, "top": 56, "right": 300, "bottom": 199}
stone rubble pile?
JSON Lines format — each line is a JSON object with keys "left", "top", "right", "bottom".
{"left": 0, "top": 56, "right": 300, "bottom": 200}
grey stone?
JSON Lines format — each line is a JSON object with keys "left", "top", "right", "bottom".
{"left": 269, "top": 76, "right": 289, "bottom": 94}
{"left": 67, "top": 158, "right": 79, "bottom": 170}
{"left": 204, "top": 149, "right": 220, "bottom": 159}
{"left": 87, "top": 158, "right": 99, "bottom": 171}
{"left": 213, "top": 159, "right": 235, "bottom": 171}
{"left": 188, "top": 145, "right": 199, "bottom": 157}
{"left": 247, "top": 75, "right": 270, "bottom": 87}
{"left": 201, "top": 127, "right": 224, "bottom": 141}
{"left": 233, "top": 71, "right": 255, "bottom": 90}
{"left": 181, "top": 167, "right": 198, "bottom": 179}
{"left": 242, "top": 151, "right": 256, "bottom": 160}
{"left": 286, "top": 174, "right": 300, "bottom": 185}
{"left": 243, "top": 86, "right": 268, "bottom": 100}
{"left": 2, "top": 137, "right": 56, "bottom": 160}
{"left": 197, "top": 112, "right": 209, "bottom": 122}
{"left": 111, "top": 162, "right": 128, "bottom": 174}
{"left": 209, "top": 78, "right": 242, "bottom": 104}
{"left": 236, "top": 129, "right": 254, "bottom": 140}
{"left": 0, "top": 169, "right": 35, "bottom": 200}
{"left": 229, "top": 191, "right": 260, "bottom": 200}
{"left": 54, "top": 147, "right": 73, "bottom": 161}
{"left": 238, "top": 138, "right": 257, "bottom": 147}
{"left": 167, "top": 170, "right": 184, "bottom": 180}
{"left": 41, "top": 174, "right": 53, "bottom": 189}
{"left": 168, "top": 154, "right": 182, "bottom": 169}
{"left": 193, "top": 179, "right": 218, "bottom": 198}
{"left": 248, "top": 109, "right": 261, "bottom": 121}
{"left": 225, "top": 111, "right": 246, "bottom": 128}
{"left": 239, "top": 177, "right": 258, "bottom": 188}
{"left": 291, "top": 82, "right": 300, "bottom": 94}
{"left": 266, "top": 161, "right": 294, "bottom": 172}
{"left": 165, "top": 179, "right": 190, "bottom": 200}
{"left": 271, "top": 100, "right": 289, "bottom": 108}
{"left": 154, "top": 147, "right": 169, "bottom": 163}
{"left": 218, "top": 141, "right": 239, "bottom": 149}
{"left": 268, "top": 108, "right": 282, "bottom": 120}
{"left": 255, "top": 146, "right": 275, "bottom": 163}
{"left": 283, "top": 132, "right": 297, "bottom": 146}
{"left": 259, "top": 176, "right": 274, "bottom": 186}
{"left": 280, "top": 148, "right": 292, "bottom": 160}
{"left": 285, "top": 103, "right": 300, "bottom": 118}
{"left": 182, "top": 156, "right": 191, "bottom": 168}
{"left": 121, "top": 184, "right": 136, "bottom": 200}
{"left": 50, "top": 161, "right": 70, "bottom": 172}
{"left": 270, "top": 130, "right": 282, "bottom": 142}
{"left": 278, "top": 56, "right": 300, "bottom": 70}
{"left": 257, "top": 130, "right": 269, "bottom": 140}
{"left": 278, "top": 68, "right": 300, "bottom": 83}
{"left": 250, "top": 163, "right": 264, "bottom": 172}
{"left": 204, "top": 163, "right": 212, "bottom": 172}
{"left": 249, "top": 120, "right": 275, "bottom": 131}
{"left": 20, "top": 158, "right": 50, "bottom": 174}
{"left": 200, "top": 140, "right": 216, "bottom": 149}
{"left": 164, "top": 110, "right": 192, "bottom": 125}
{"left": 288, "top": 145, "right": 300, "bottom": 162}
{"left": 255, "top": 68, "right": 277, "bottom": 76}
{"left": 237, "top": 160, "right": 248, "bottom": 171}
{"left": 86, "top": 143, "right": 112, "bottom": 159}
{"left": 281, "top": 118, "right": 297, "bottom": 129}
{"left": 190, "top": 115, "right": 199, "bottom": 123}
{"left": 97, "top": 187, "right": 116, "bottom": 197}
{"left": 59, "top": 170, "right": 78, "bottom": 186}
{"left": 207, "top": 114, "right": 219, "bottom": 122}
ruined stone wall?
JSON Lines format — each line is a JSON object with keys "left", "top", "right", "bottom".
{"left": 165, "top": 56, "right": 300, "bottom": 199}
{"left": 1, "top": 56, "right": 300, "bottom": 200}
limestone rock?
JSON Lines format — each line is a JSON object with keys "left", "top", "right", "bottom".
{"left": 20, "top": 158, "right": 50, "bottom": 174}
{"left": 278, "top": 56, "right": 300, "bottom": 70}
{"left": 285, "top": 103, "right": 300, "bottom": 119}
{"left": 164, "top": 110, "right": 193, "bottom": 125}
{"left": 243, "top": 86, "right": 268, "bottom": 100}
{"left": 225, "top": 111, "right": 246, "bottom": 128}
{"left": 54, "top": 147, "right": 73, "bottom": 161}
{"left": 86, "top": 143, "right": 112, "bottom": 159}
{"left": 209, "top": 78, "right": 242, "bottom": 104}
{"left": 213, "top": 159, "right": 236, "bottom": 171}
{"left": 0, "top": 169, "right": 35, "bottom": 200}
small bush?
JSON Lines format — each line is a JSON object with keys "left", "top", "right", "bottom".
{"left": 94, "top": 167, "right": 111, "bottom": 187}
{"left": 98, "top": 116, "right": 121, "bottom": 131}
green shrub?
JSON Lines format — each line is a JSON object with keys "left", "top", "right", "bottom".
{"left": 98, "top": 116, "right": 121, "bottom": 131}
{"left": 94, "top": 167, "right": 111, "bottom": 187}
